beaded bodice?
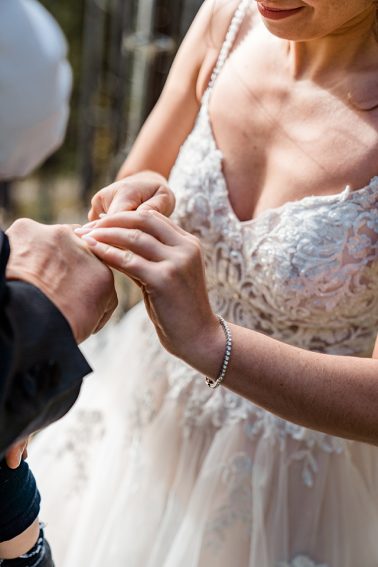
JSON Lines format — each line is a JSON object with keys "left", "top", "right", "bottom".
{"left": 169, "top": 1, "right": 378, "bottom": 358}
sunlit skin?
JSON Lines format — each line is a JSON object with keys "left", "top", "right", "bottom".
{"left": 89, "top": 1, "right": 378, "bottom": 223}
{"left": 0, "top": 440, "right": 36, "bottom": 558}
{"left": 80, "top": 0, "right": 378, "bottom": 443}
{"left": 258, "top": 0, "right": 378, "bottom": 86}
{"left": 257, "top": 0, "right": 376, "bottom": 41}
{"left": 0, "top": 519, "right": 40, "bottom": 560}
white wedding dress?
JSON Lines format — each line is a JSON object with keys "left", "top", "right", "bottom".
{"left": 29, "top": 2, "right": 378, "bottom": 566}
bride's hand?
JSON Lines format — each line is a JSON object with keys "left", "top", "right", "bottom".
{"left": 78, "top": 211, "right": 223, "bottom": 373}
{"left": 88, "top": 171, "right": 175, "bottom": 221}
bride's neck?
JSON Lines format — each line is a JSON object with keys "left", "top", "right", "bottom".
{"left": 287, "top": 6, "right": 378, "bottom": 81}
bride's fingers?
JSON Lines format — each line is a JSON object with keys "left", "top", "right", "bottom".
{"left": 88, "top": 186, "right": 116, "bottom": 221}
{"left": 78, "top": 210, "right": 184, "bottom": 246}
{"left": 143, "top": 209, "right": 189, "bottom": 237}
{"left": 94, "top": 306, "right": 115, "bottom": 334}
{"left": 131, "top": 209, "right": 189, "bottom": 239}
{"left": 136, "top": 190, "right": 176, "bottom": 217}
{"left": 85, "top": 238, "right": 157, "bottom": 283}
{"left": 92, "top": 278, "right": 119, "bottom": 333}
{"left": 83, "top": 227, "right": 170, "bottom": 262}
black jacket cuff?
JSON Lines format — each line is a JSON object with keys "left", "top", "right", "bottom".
{"left": 0, "top": 280, "right": 91, "bottom": 457}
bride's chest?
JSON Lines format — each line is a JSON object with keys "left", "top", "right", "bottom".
{"left": 169, "top": 108, "right": 378, "bottom": 334}
{"left": 174, "top": 181, "right": 378, "bottom": 351}
{"left": 209, "top": 55, "right": 378, "bottom": 222}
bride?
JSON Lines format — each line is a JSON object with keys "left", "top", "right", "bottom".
{"left": 29, "top": 0, "right": 378, "bottom": 565}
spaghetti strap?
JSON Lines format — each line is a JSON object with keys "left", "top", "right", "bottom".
{"left": 207, "top": 0, "right": 251, "bottom": 92}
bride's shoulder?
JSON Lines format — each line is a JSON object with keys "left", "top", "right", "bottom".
{"left": 193, "top": 0, "right": 257, "bottom": 97}
{"left": 204, "top": 0, "right": 257, "bottom": 49}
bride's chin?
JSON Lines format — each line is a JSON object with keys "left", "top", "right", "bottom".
{"left": 258, "top": 9, "right": 321, "bottom": 42}
{"left": 262, "top": 20, "right": 313, "bottom": 41}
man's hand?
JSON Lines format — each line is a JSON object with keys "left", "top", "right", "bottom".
{"left": 6, "top": 219, "right": 118, "bottom": 343}
{"left": 88, "top": 171, "right": 175, "bottom": 221}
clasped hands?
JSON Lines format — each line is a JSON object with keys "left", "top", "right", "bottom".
{"left": 5, "top": 171, "right": 223, "bottom": 467}
{"left": 76, "top": 171, "right": 221, "bottom": 366}
{"left": 6, "top": 172, "right": 175, "bottom": 346}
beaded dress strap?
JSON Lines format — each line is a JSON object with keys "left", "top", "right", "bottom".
{"left": 207, "top": 0, "right": 251, "bottom": 91}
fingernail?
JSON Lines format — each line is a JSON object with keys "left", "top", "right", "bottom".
{"left": 82, "top": 235, "right": 98, "bottom": 247}
{"left": 99, "top": 213, "right": 107, "bottom": 218}
{"left": 74, "top": 227, "right": 92, "bottom": 235}
{"left": 82, "top": 220, "right": 97, "bottom": 229}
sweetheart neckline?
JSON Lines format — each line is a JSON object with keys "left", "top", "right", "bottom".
{"left": 199, "top": 90, "right": 378, "bottom": 229}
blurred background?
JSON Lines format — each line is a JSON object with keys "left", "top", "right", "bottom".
{"left": 0, "top": 0, "right": 203, "bottom": 310}
{"left": 0, "top": 0, "right": 203, "bottom": 223}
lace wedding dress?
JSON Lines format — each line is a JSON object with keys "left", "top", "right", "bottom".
{"left": 29, "top": 2, "right": 378, "bottom": 566}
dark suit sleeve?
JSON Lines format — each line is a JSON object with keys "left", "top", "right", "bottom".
{"left": 0, "top": 230, "right": 92, "bottom": 458}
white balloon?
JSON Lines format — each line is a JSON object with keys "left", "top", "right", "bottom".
{"left": 0, "top": 0, "right": 72, "bottom": 180}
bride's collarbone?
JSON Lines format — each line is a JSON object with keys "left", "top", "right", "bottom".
{"left": 215, "top": 106, "right": 378, "bottom": 221}
{"left": 201, "top": 20, "right": 378, "bottom": 218}
{"left": 215, "top": 62, "right": 378, "bottom": 134}
{"left": 211, "top": 75, "right": 378, "bottom": 203}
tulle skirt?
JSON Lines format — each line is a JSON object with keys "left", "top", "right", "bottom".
{"left": 29, "top": 303, "right": 378, "bottom": 567}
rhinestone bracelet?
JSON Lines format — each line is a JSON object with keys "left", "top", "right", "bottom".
{"left": 205, "top": 315, "right": 232, "bottom": 389}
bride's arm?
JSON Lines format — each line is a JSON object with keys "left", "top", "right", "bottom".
{"left": 88, "top": 0, "right": 242, "bottom": 220}
{"left": 79, "top": 210, "right": 378, "bottom": 446}
{"left": 373, "top": 338, "right": 378, "bottom": 359}
{"left": 218, "top": 325, "right": 378, "bottom": 445}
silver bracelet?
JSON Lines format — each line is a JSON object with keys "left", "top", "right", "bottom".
{"left": 205, "top": 315, "right": 232, "bottom": 389}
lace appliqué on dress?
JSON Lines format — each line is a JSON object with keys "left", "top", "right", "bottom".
{"left": 204, "top": 452, "right": 253, "bottom": 551}
{"left": 164, "top": 353, "right": 345, "bottom": 487}
{"left": 167, "top": 71, "right": 378, "bottom": 491}
{"left": 53, "top": 409, "right": 105, "bottom": 494}
{"left": 170, "top": 101, "right": 378, "bottom": 357}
